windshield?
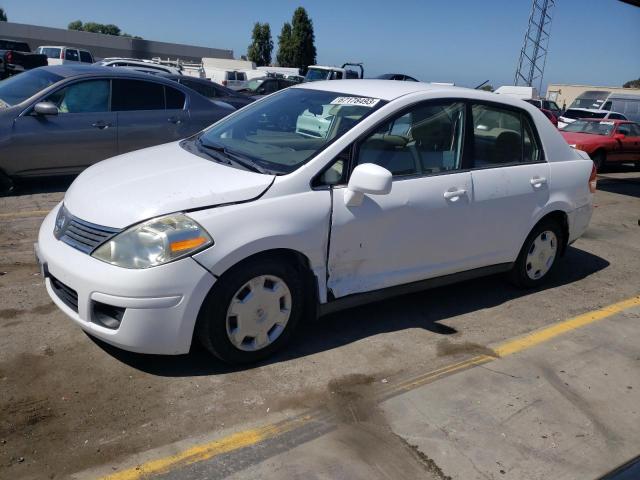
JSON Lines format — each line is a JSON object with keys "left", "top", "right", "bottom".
{"left": 562, "top": 109, "right": 606, "bottom": 120}
{"left": 0, "top": 68, "right": 63, "bottom": 107}
{"left": 197, "top": 88, "right": 386, "bottom": 174}
{"left": 561, "top": 120, "right": 615, "bottom": 136}
{"left": 305, "top": 69, "right": 331, "bottom": 82}
{"left": 245, "top": 79, "right": 264, "bottom": 92}
{"left": 569, "top": 91, "right": 610, "bottom": 109}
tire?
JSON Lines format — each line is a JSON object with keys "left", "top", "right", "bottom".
{"left": 510, "top": 218, "right": 564, "bottom": 288}
{"left": 0, "top": 171, "right": 14, "bottom": 197}
{"left": 592, "top": 150, "right": 606, "bottom": 171}
{"left": 196, "top": 257, "right": 305, "bottom": 364}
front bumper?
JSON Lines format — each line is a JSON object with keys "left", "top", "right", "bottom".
{"left": 37, "top": 204, "right": 216, "bottom": 354}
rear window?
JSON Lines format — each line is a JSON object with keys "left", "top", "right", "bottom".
{"left": 226, "top": 72, "right": 236, "bottom": 81}
{"left": 165, "top": 86, "right": 186, "bottom": 109}
{"left": 112, "top": 79, "right": 165, "bottom": 111}
{"left": 79, "top": 51, "right": 93, "bottom": 63}
{"left": 38, "top": 47, "right": 62, "bottom": 58}
{"left": 0, "top": 40, "right": 30, "bottom": 52}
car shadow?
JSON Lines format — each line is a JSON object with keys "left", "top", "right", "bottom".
{"left": 597, "top": 173, "right": 640, "bottom": 199}
{"left": 9, "top": 175, "right": 77, "bottom": 196}
{"left": 92, "top": 246, "right": 610, "bottom": 377}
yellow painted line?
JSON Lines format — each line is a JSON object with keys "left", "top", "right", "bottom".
{"left": 0, "top": 210, "right": 49, "bottom": 219}
{"left": 101, "top": 415, "right": 312, "bottom": 480}
{"left": 96, "top": 294, "right": 640, "bottom": 480}
{"left": 494, "top": 295, "right": 640, "bottom": 357}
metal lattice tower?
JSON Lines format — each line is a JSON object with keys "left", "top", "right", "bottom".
{"left": 514, "top": 0, "right": 556, "bottom": 92}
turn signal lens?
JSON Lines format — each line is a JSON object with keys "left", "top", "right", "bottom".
{"left": 170, "top": 236, "right": 208, "bottom": 252}
{"left": 589, "top": 162, "right": 597, "bottom": 193}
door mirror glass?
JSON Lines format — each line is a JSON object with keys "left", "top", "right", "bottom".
{"left": 344, "top": 163, "right": 392, "bottom": 206}
{"left": 33, "top": 101, "right": 58, "bottom": 116}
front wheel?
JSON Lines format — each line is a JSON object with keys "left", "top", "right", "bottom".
{"left": 0, "top": 171, "right": 14, "bottom": 197}
{"left": 196, "top": 258, "right": 305, "bottom": 364}
{"left": 510, "top": 219, "right": 564, "bottom": 288}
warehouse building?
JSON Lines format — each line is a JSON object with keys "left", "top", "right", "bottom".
{"left": 0, "top": 21, "right": 233, "bottom": 62}
{"left": 546, "top": 83, "right": 640, "bottom": 110}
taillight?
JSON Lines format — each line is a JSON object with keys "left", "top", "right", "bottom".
{"left": 222, "top": 80, "right": 227, "bottom": 86}
{"left": 60, "top": 50, "right": 64, "bottom": 59}
{"left": 5, "top": 51, "right": 13, "bottom": 63}
{"left": 589, "top": 162, "right": 597, "bottom": 193}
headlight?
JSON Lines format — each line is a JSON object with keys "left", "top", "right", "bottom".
{"left": 92, "top": 213, "right": 212, "bottom": 269}
{"left": 569, "top": 144, "right": 576, "bottom": 148}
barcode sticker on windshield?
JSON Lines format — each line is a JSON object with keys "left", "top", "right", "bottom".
{"left": 600, "top": 121, "right": 615, "bottom": 125}
{"left": 330, "top": 97, "right": 381, "bottom": 107}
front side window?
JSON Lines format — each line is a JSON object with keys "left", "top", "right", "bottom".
{"left": 356, "top": 101, "right": 465, "bottom": 177}
{"left": 44, "top": 80, "right": 110, "bottom": 113}
{"left": 608, "top": 113, "right": 625, "bottom": 120}
{"left": 617, "top": 124, "right": 632, "bottom": 136}
{"left": 65, "top": 49, "right": 79, "bottom": 61}
{"left": 112, "top": 79, "right": 165, "bottom": 111}
{"left": 471, "top": 103, "right": 541, "bottom": 167}
{"left": 197, "top": 88, "right": 385, "bottom": 174}
{"left": 79, "top": 51, "right": 93, "bottom": 63}
{"left": 629, "top": 124, "right": 640, "bottom": 136}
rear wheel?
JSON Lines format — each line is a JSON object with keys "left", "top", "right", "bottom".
{"left": 196, "top": 258, "right": 304, "bottom": 364}
{"left": 510, "top": 219, "right": 564, "bottom": 288}
{"left": 592, "top": 150, "right": 606, "bottom": 171}
{"left": 0, "top": 171, "right": 14, "bottom": 197}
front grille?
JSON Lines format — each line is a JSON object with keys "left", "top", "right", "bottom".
{"left": 50, "top": 275, "right": 79, "bottom": 313}
{"left": 59, "top": 216, "right": 121, "bottom": 254}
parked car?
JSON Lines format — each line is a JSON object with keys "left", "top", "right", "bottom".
{"left": 0, "top": 39, "right": 48, "bottom": 78}
{"left": 560, "top": 119, "right": 640, "bottom": 169}
{"left": 152, "top": 74, "right": 255, "bottom": 110}
{"left": 524, "top": 98, "right": 562, "bottom": 118}
{"left": 0, "top": 65, "right": 235, "bottom": 193}
{"left": 558, "top": 108, "right": 626, "bottom": 129}
{"left": 237, "top": 77, "right": 298, "bottom": 97}
{"left": 376, "top": 73, "right": 418, "bottom": 81}
{"left": 34, "top": 80, "right": 596, "bottom": 364}
{"left": 94, "top": 58, "right": 182, "bottom": 75}
{"left": 36, "top": 46, "right": 94, "bottom": 65}
{"left": 305, "top": 63, "right": 364, "bottom": 81}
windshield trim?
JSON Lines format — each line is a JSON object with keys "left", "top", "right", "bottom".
{"left": 197, "top": 88, "right": 388, "bottom": 176}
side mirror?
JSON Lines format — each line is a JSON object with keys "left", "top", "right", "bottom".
{"left": 344, "top": 163, "right": 392, "bottom": 207}
{"left": 613, "top": 133, "right": 625, "bottom": 140}
{"left": 33, "top": 102, "right": 58, "bottom": 116}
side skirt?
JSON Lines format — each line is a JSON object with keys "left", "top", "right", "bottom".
{"left": 319, "top": 263, "right": 513, "bottom": 316}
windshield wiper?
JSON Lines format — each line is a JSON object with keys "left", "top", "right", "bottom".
{"left": 198, "top": 139, "right": 269, "bottom": 174}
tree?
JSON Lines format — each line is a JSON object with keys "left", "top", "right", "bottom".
{"left": 0, "top": 8, "right": 7, "bottom": 22}
{"left": 81, "top": 22, "right": 103, "bottom": 33}
{"left": 101, "top": 24, "right": 121, "bottom": 36}
{"left": 290, "top": 7, "right": 316, "bottom": 70}
{"left": 247, "top": 22, "right": 273, "bottom": 67}
{"left": 68, "top": 20, "right": 83, "bottom": 30}
{"left": 276, "top": 22, "right": 294, "bottom": 67}
{"left": 623, "top": 78, "right": 640, "bottom": 89}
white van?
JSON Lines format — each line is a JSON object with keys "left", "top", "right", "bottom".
{"left": 36, "top": 46, "right": 94, "bottom": 65}
{"left": 206, "top": 69, "right": 248, "bottom": 90}
{"left": 494, "top": 85, "right": 538, "bottom": 100}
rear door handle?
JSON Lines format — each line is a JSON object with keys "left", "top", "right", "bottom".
{"left": 91, "top": 121, "right": 112, "bottom": 129}
{"left": 530, "top": 176, "right": 547, "bottom": 188}
{"left": 443, "top": 188, "right": 467, "bottom": 200}
{"left": 168, "top": 116, "right": 182, "bottom": 125}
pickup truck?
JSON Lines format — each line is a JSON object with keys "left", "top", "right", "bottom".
{"left": 0, "top": 39, "right": 48, "bottom": 79}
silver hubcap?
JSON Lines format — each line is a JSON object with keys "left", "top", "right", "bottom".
{"left": 525, "top": 230, "right": 558, "bottom": 280}
{"left": 226, "top": 275, "right": 292, "bottom": 352}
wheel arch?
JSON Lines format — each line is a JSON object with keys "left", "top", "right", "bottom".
{"left": 530, "top": 210, "right": 570, "bottom": 256}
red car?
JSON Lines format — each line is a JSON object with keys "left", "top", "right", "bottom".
{"left": 559, "top": 119, "right": 640, "bottom": 169}
{"left": 540, "top": 108, "right": 558, "bottom": 127}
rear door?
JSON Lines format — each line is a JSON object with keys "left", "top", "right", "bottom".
{"left": 8, "top": 79, "right": 117, "bottom": 175}
{"left": 113, "top": 79, "right": 189, "bottom": 154}
{"left": 468, "top": 102, "right": 550, "bottom": 265}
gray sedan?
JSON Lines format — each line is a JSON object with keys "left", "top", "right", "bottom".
{"left": 0, "top": 65, "right": 235, "bottom": 194}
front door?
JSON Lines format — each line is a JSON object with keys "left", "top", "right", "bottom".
{"left": 8, "top": 79, "right": 117, "bottom": 176}
{"left": 328, "top": 100, "right": 479, "bottom": 298}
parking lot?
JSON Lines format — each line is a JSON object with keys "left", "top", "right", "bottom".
{"left": 0, "top": 168, "right": 638, "bottom": 479}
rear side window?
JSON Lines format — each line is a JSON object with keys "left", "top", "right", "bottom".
{"left": 236, "top": 72, "right": 246, "bottom": 81}
{"left": 165, "top": 86, "right": 186, "bottom": 109}
{"left": 608, "top": 113, "right": 625, "bottom": 120}
{"left": 471, "top": 103, "right": 542, "bottom": 168}
{"left": 182, "top": 79, "right": 216, "bottom": 98}
{"left": 79, "top": 51, "right": 93, "bottom": 63}
{"left": 112, "top": 79, "right": 165, "bottom": 111}
{"left": 65, "top": 49, "right": 79, "bottom": 61}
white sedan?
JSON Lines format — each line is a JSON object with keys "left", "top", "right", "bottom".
{"left": 36, "top": 81, "right": 596, "bottom": 364}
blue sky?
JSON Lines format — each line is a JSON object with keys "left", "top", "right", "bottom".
{"left": 2, "top": 0, "right": 639, "bottom": 90}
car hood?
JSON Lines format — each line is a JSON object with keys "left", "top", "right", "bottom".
{"left": 560, "top": 132, "right": 608, "bottom": 148}
{"left": 64, "top": 141, "right": 275, "bottom": 229}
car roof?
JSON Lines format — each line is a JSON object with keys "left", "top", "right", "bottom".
{"left": 36, "top": 64, "right": 176, "bottom": 80}
{"left": 293, "top": 79, "right": 480, "bottom": 102}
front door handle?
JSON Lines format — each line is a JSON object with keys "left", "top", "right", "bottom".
{"left": 443, "top": 188, "right": 467, "bottom": 200}
{"left": 168, "top": 116, "right": 182, "bottom": 125}
{"left": 530, "top": 176, "right": 547, "bottom": 188}
{"left": 91, "top": 121, "right": 112, "bottom": 129}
